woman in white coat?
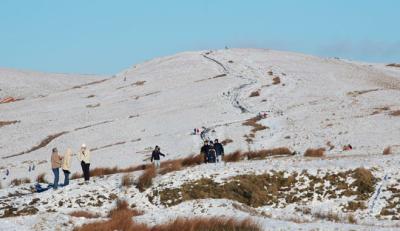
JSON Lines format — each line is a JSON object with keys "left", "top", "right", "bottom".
{"left": 62, "top": 148, "right": 72, "bottom": 186}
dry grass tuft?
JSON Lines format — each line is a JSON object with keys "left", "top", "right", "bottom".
{"left": 249, "top": 90, "right": 260, "bottom": 97}
{"left": 159, "top": 160, "right": 182, "bottom": 175}
{"left": 313, "top": 211, "right": 340, "bottom": 223}
{"left": 389, "top": 110, "right": 400, "bottom": 116}
{"left": 246, "top": 147, "right": 292, "bottom": 160}
{"left": 347, "top": 213, "right": 357, "bottom": 224}
{"left": 74, "top": 200, "right": 145, "bottom": 231}
{"left": 134, "top": 80, "right": 146, "bottom": 86}
{"left": 153, "top": 217, "right": 261, "bottom": 231}
{"left": 36, "top": 173, "right": 47, "bottom": 183}
{"left": 10, "top": 178, "right": 31, "bottom": 186}
{"left": 71, "top": 165, "right": 147, "bottom": 180}
{"left": 224, "top": 151, "right": 243, "bottom": 162}
{"left": 70, "top": 210, "right": 100, "bottom": 219}
{"left": 180, "top": 154, "right": 203, "bottom": 167}
{"left": 137, "top": 166, "right": 157, "bottom": 192}
{"left": 121, "top": 174, "right": 134, "bottom": 187}
{"left": 387, "top": 63, "right": 400, "bottom": 68}
{"left": 383, "top": 146, "right": 392, "bottom": 155}
{"left": 304, "top": 148, "right": 325, "bottom": 157}
{"left": 221, "top": 138, "right": 233, "bottom": 145}
{"left": 352, "top": 168, "right": 376, "bottom": 198}
{"left": 243, "top": 116, "right": 268, "bottom": 133}
{"left": 272, "top": 76, "right": 281, "bottom": 85}
{"left": 0, "top": 120, "right": 20, "bottom": 128}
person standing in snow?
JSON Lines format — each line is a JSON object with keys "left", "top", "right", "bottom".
{"left": 151, "top": 145, "right": 165, "bottom": 169}
{"left": 78, "top": 144, "right": 91, "bottom": 182}
{"left": 208, "top": 141, "right": 217, "bottom": 163}
{"left": 214, "top": 139, "right": 225, "bottom": 163}
{"left": 62, "top": 148, "right": 72, "bottom": 186}
{"left": 200, "top": 140, "right": 211, "bottom": 163}
{"left": 51, "top": 148, "right": 63, "bottom": 189}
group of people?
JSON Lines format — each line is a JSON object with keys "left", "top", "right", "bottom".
{"left": 50, "top": 144, "right": 91, "bottom": 189}
{"left": 200, "top": 139, "right": 224, "bottom": 163}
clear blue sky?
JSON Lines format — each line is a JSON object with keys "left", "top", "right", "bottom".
{"left": 1, "top": 0, "right": 399, "bottom": 75}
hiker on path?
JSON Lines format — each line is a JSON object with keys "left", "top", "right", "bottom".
{"left": 200, "top": 140, "right": 211, "bottom": 163}
{"left": 151, "top": 145, "right": 165, "bottom": 169}
{"left": 62, "top": 148, "right": 72, "bottom": 186}
{"left": 208, "top": 141, "right": 217, "bottom": 163}
{"left": 78, "top": 144, "right": 91, "bottom": 182}
{"left": 214, "top": 139, "right": 225, "bottom": 163}
{"left": 51, "top": 148, "right": 63, "bottom": 189}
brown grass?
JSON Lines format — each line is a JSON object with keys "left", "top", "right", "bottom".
{"left": 243, "top": 116, "right": 268, "bottom": 133}
{"left": 86, "top": 103, "right": 101, "bottom": 108}
{"left": 71, "top": 165, "right": 146, "bottom": 180}
{"left": 0, "top": 120, "right": 20, "bottom": 128}
{"left": 180, "top": 154, "right": 204, "bottom": 167}
{"left": 159, "top": 160, "right": 182, "bottom": 175}
{"left": 272, "top": 76, "right": 281, "bottom": 85}
{"left": 152, "top": 217, "right": 261, "bottom": 231}
{"left": 383, "top": 146, "right": 392, "bottom": 155}
{"left": 313, "top": 211, "right": 340, "bottom": 223}
{"left": 121, "top": 174, "right": 134, "bottom": 187}
{"left": 249, "top": 90, "right": 260, "bottom": 97}
{"left": 74, "top": 200, "right": 145, "bottom": 231}
{"left": 389, "top": 110, "right": 400, "bottom": 116}
{"left": 221, "top": 138, "right": 233, "bottom": 145}
{"left": 246, "top": 147, "right": 292, "bottom": 160}
{"left": 304, "top": 148, "right": 325, "bottom": 157}
{"left": 387, "top": 63, "right": 400, "bottom": 68}
{"left": 137, "top": 166, "right": 157, "bottom": 192}
{"left": 224, "top": 151, "right": 243, "bottom": 162}
{"left": 10, "top": 178, "right": 31, "bottom": 186}
{"left": 36, "top": 173, "right": 47, "bottom": 183}
{"left": 352, "top": 168, "right": 376, "bottom": 199}
{"left": 347, "top": 213, "right": 357, "bottom": 224}
{"left": 133, "top": 80, "right": 146, "bottom": 86}
{"left": 70, "top": 210, "right": 100, "bottom": 219}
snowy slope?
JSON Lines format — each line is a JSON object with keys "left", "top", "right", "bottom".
{"left": 0, "top": 48, "right": 400, "bottom": 230}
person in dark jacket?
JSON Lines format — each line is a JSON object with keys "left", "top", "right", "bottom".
{"left": 200, "top": 140, "right": 210, "bottom": 163}
{"left": 208, "top": 142, "right": 217, "bottom": 163}
{"left": 214, "top": 139, "right": 225, "bottom": 163}
{"left": 151, "top": 145, "right": 165, "bottom": 169}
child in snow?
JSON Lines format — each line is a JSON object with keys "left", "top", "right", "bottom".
{"left": 151, "top": 145, "right": 165, "bottom": 169}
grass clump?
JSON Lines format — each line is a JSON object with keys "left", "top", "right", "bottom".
{"left": 304, "top": 148, "right": 325, "bottom": 157}
{"left": 36, "top": 173, "right": 47, "bottom": 183}
{"left": 249, "top": 90, "right": 260, "bottom": 97}
{"left": 10, "top": 178, "right": 31, "bottom": 186}
{"left": 224, "top": 151, "right": 243, "bottom": 162}
{"left": 70, "top": 211, "right": 100, "bottom": 219}
{"left": 121, "top": 174, "right": 134, "bottom": 187}
{"left": 383, "top": 146, "right": 392, "bottom": 155}
{"left": 137, "top": 166, "right": 157, "bottom": 192}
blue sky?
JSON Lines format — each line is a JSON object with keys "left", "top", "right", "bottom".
{"left": 1, "top": 0, "right": 399, "bottom": 75}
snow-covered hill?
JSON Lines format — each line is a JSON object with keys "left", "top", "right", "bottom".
{"left": 1, "top": 48, "right": 400, "bottom": 230}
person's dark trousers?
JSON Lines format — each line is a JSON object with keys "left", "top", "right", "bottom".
{"left": 63, "top": 169, "right": 70, "bottom": 186}
{"left": 81, "top": 161, "right": 90, "bottom": 181}
{"left": 52, "top": 168, "right": 59, "bottom": 189}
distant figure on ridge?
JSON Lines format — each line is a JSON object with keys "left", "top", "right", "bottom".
{"left": 50, "top": 147, "right": 63, "bottom": 190}
{"left": 214, "top": 139, "right": 225, "bottom": 163}
{"left": 62, "top": 148, "right": 72, "bottom": 186}
{"left": 151, "top": 145, "right": 165, "bottom": 169}
{"left": 78, "top": 144, "right": 91, "bottom": 182}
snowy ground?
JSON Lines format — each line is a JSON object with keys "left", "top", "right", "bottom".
{"left": 1, "top": 48, "right": 400, "bottom": 230}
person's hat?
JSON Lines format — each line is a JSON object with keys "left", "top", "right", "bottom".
{"left": 214, "top": 139, "right": 219, "bottom": 142}
{"left": 52, "top": 147, "right": 58, "bottom": 153}
{"left": 81, "top": 144, "right": 87, "bottom": 148}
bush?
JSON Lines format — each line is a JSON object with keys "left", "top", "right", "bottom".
{"left": 121, "top": 174, "right": 134, "bottom": 187}
{"left": 136, "top": 166, "right": 157, "bottom": 192}
{"left": 74, "top": 200, "right": 145, "bottom": 231}
{"left": 383, "top": 146, "right": 392, "bottom": 155}
{"left": 304, "top": 148, "right": 325, "bottom": 157}
{"left": 181, "top": 154, "right": 203, "bottom": 167}
{"left": 246, "top": 147, "right": 292, "bottom": 160}
{"left": 224, "top": 151, "right": 243, "bottom": 162}
{"left": 70, "top": 211, "right": 100, "bottom": 219}
{"left": 272, "top": 76, "right": 281, "bottom": 85}
{"left": 36, "top": 173, "right": 47, "bottom": 183}
{"left": 159, "top": 160, "right": 182, "bottom": 175}
{"left": 352, "top": 168, "right": 376, "bottom": 197}
{"left": 389, "top": 110, "right": 400, "bottom": 116}
{"left": 153, "top": 217, "right": 261, "bottom": 231}
{"left": 10, "top": 178, "right": 31, "bottom": 186}
{"left": 242, "top": 116, "right": 268, "bottom": 133}
{"left": 221, "top": 139, "right": 233, "bottom": 145}
{"left": 249, "top": 90, "right": 260, "bottom": 97}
